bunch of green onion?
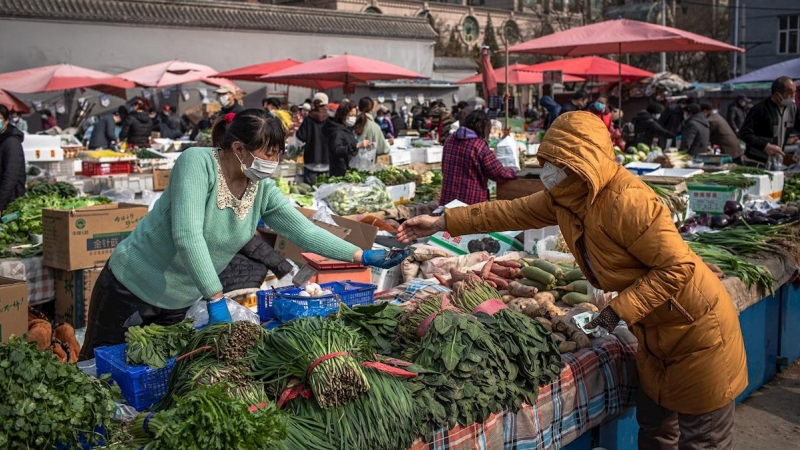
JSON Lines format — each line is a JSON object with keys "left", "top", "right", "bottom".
{"left": 687, "top": 241, "right": 775, "bottom": 293}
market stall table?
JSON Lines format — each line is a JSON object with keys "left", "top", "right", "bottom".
{"left": 410, "top": 330, "right": 638, "bottom": 450}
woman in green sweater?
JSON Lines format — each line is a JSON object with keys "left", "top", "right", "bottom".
{"left": 354, "top": 97, "right": 390, "bottom": 155}
{"left": 79, "top": 110, "right": 408, "bottom": 360}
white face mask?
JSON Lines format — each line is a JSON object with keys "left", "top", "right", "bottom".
{"left": 219, "top": 95, "right": 231, "bottom": 108}
{"left": 345, "top": 116, "right": 357, "bottom": 127}
{"left": 781, "top": 96, "right": 795, "bottom": 107}
{"left": 236, "top": 150, "right": 278, "bottom": 182}
{"left": 540, "top": 161, "right": 569, "bottom": 191}
{"left": 653, "top": 113, "right": 661, "bottom": 120}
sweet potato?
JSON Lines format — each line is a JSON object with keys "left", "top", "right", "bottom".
{"left": 508, "top": 281, "right": 538, "bottom": 298}
{"left": 558, "top": 341, "right": 578, "bottom": 353}
{"left": 495, "top": 260, "right": 522, "bottom": 269}
{"left": 486, "top": 280, "right": 498, "bottom": 289}
{"left": 450, "top": 267, "right": 481, "bottom": 284}
{"left": 433, "top": 273, "right": 451, "bottom": 287}
{"left": 489, "top": 265, "right": 517, "bottom": 280}
{"left": 486, "top": 274, "right": 509, "bottom": 290}
{"left": 480, "top": 257, "right": 495, "bottom": 279}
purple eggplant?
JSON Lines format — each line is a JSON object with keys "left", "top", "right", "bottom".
{"left": 723, "top": 200, "right": 743, "bottom": 216}
{"left": 710, "top": 214, "right": 731, "bottom": 229}
{"left": 697, "top": 212, "right": 713, "bottom": 227}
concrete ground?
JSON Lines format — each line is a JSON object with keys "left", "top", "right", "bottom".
{"left": 734, "top": 361, "right": 800, "bottom": 449}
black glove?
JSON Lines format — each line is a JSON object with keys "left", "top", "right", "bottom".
{"left": 586, "top": 306, "right": 620, "bottom": 333}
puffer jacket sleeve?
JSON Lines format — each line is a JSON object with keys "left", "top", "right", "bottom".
{"left": 445, "top": 191, "right": 558, "bottom": 236}
{"left": 238, "top": 235, "right": 294, "bottom": 279}
{"left": 606, "top": 187, "right": 696, "bottom": 325}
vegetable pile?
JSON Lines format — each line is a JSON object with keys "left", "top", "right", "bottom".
{"left": 687, "top": 172, "right": 757, "bottom": 189}
{"left": 689, "top": 223, "right": 800, "bottom": 269}
{"left": 338, "top": 302, "right": 406, "bottom": 356}
{"left": 686, "top": 241, "right": 775, "bottom": 293}
{"left": 322, "top": 180, "right": 394, "bottom": 215}
{"left": 782, "top": 176, "right": 800, "bottom": 203}
{"left": 125, "top": 318, "right": 196, "bottom": 369}
{"left": 0, "top": 336, "right": 120, "bottom": 449}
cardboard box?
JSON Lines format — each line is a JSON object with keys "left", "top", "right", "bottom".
{"left": 43, "top": 203, "right": 149, "bottom": 271}
{"left": 385, "top": 182, "right": 416, "bottom": 204}
{"left": 55, "top": 268, "right": 103, "bottom": 329}
{"left": 270, "top": 208, "right": 378, "bottom": 265}
{"left": 0, "top": 277, "right": 28, "bottom": 343}
{"left": 371, "top": 265, "right": 401, "bottom": 292}
{"left": 153, "top": 168, "right": 171, "bottom": 191}
{"left": 376, "top": 154, "right": 391, "bottom": 166}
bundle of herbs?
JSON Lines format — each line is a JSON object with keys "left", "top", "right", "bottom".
{"left": 401, "top": 295, "right": 520, "bottom": 433}
{"left": 250, "top": 317, "right": 372, "bottom": 409}
{"left": 687, "top": 241, "right": 775, "bottom": 293}
{"left": 277, "top": 368, "right": 421, "bottom": 450}
{"left": 127, "top": 384, "right": 287, "bottom": 450}
{"left": 0, "top": 336, "right": 120, "bottom": 449}
{"left": 125, "top": 318, "right": 196, "bottom": 368}
{"left": 452, "top": 281, "right": 563, "bottom": 395}
{"left": 158, "top": 322, "right": 268, "bottom": 410}
{"left": 687, "top": 173, "right": 757, "bottom": 189}
{"left": 689, "top": 223, "right": 800, "bottom": 267}
{"left": 337, "top": 302, "right": 406, "bottom": 357}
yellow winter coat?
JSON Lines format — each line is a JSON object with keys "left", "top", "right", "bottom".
{"left": 446, "top": 112, "right": 747, "bottom": 415}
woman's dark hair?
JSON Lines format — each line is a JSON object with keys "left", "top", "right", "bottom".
{"left": 354, "top": 97, "right": 375, "bottom": 135}
{"left": 289, "top": 105, "right": 299, "bottom": 114}
{"left": 41, "top": 109, "right": 53, "bottom": 117}
{"left": 596, "top": 93, "right": 609, "bottom": 101}
{"left": 211, "top": 108, "right": 285, "bottom": 155}
{"left": 464, "top": 110, "right": 490, "bottom": 140}
{"left": 0, "top": 105, "right": 9, "bottom": 120}
{"left": 334, "top": 101, "right": 356, "bottom": 125}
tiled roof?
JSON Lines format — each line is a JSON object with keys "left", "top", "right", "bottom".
{"left": 434, "top": 57, "right": 478, "bottom": 71}
{"left": 0, "top": 0, "right": 439, "bottom": 40}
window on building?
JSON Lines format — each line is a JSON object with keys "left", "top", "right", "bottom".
{"left": 364, "top": 6, "right": 382, "bottom": 13}
{"left": 779, "top": 15, "right": 800, "bottom": 55}
{"left": 461, "top": 16, "right": 480, "bottom": 43}
{"left": 467, "top": 0, "right": 485, "bottom": 5}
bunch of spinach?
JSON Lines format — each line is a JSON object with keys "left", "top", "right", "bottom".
{"left": 337, "top": 302, "right": 407, "bottom": 357}
{"left": 127, "top": 384, "right": 287, "bottom": 450}
{"left": 125, "top": 318, "right": 195, "bottom": 369}
{"left": 401, "top": 296, "right": 522, "bottom": 434}
{"left": 0, "top": 336, "right": 119, "bottom": 449}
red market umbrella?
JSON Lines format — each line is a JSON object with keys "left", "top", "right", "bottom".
{"left": 119, "top": 60, "right": 220, "bottom": 88}
{"left": 508, "top": 19, "right": 743, "bottom": 56}
{"left": 0, "top": 90, "right": 30, "bottom": 114}
{"left": 0, "top": 64, "right": 133, "bottom": 98}
{"left": 455, "top": 64, "right": 585, "bottom": 85}
{"left": 520, "top": 56, "right": 653, "bottom": 82}
{"left": 216, "top": 59, "right": 303, "bottom": 82}
{"left": 261, "top": 54, "right": 427, "bottom": 93}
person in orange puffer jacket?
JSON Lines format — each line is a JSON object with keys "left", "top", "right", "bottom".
{"left": 397, "top": 111, "right": 747, "bottom": 450}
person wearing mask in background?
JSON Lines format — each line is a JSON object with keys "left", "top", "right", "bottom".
{"left": 148, "top": 108, "right": 161, "bottom": 132}
{"left": 431, "top": 103, "right": 456, "bottom": 144}
{"left": 658, "top": 97, "right": 692, "bottom": 148}
{"left": 158, "top": 105, "right": 183, "bottom": 140}
{"left": 354, "top": 97, "right": 389, "bottom": 155}
{"left": 289, "top": 105, "right": 303, "bottom": 137}
{"left": 700, "top": 103, "right": 743, "bottom": 163}
{"left": 216, "top": 85, "right": 243, "bottom": 116}
{"left": 89, "top": 108, "right": 123, "bottom": 150}
{"left": 390, "top": 109, "right": 406, "bottom": 138}
{"left": 120, "top": 98, "right": 154, "bottom": 149}
{"left": 540, "top": 84, "right": 561, "bottom": 130}
{"left": 79, "top": 109, "right": 408, "bottom": 359}
{"left": 398, "top": 111, "right": 747, "bottom": 450}
{"left": 558, "top": 90, "right": 589, "bottom": 117}
{"left": 189, "top": 109, "right": 212, "bottom": 141}
{"left": 263, "top": 97, "right": 293, "bottom": 132}
{"left": 411, "top": 106, "right": 427, "bottom": 130}
{"left": 726, "top": 94, "right": 749, "bottom": 135}
{"left": 10, "top": 110, "right": 27, "bottom": 134}
{"left": 301, "top": 103, "right": 311, "bottom": 118}
{"left": 40, "top": 109, "right": 58, "bottom": 131}
{"left": 0, "top": 105, "right": 26, "bottom": 214}
{"left": 739, "top": 76, "right": 799, "bottom": 167}
{"left": 324, "top": 101, "right": 372, "bottom": 177}
{"left": 439, "top": 110, "right": 516, "bottom": 205}
{"left": 630, "top": 104, "right": 675, "bottom": 148}
{"left": 679, "top": 103, "right": 710, "bottom": 156}
{"left": 588, "top": 94, "right": 624, "bottom": 149}
{"left": 650, "top": 88, "right": 669, "bottom": 111}
{"left": 296, "top": 93, "right": 331, "bottom": 185}
{"left": 375, "top": 107, "right": 395, "bottom": 140}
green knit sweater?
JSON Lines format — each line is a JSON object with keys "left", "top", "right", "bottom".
{"left": 109, "top": 147, "right": 359, "bottom": 310}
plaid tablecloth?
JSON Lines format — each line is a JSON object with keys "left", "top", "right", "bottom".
{"left": 410, "top": 329, "right": 639, "bottom": 450}
{"left": 0, "top": 257, "right": 56, "bottom": 305}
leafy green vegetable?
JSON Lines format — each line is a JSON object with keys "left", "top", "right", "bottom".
{"left": 687, "top": 173, "right": 757, "bottom": 189}
{"left": 125, "top": 318, "right": 196, "bottom": 369}
{"left": 687, "top": 241, "right": 775, "bottom": 293}
{"left": 337, "top": 302, "right": 406, "bottom": 357}
{"left": 0, "top": 336, "right": 120, "bottom": 449}
{"left": 275, "top": 176, "right": 291, "bottom": 195}
{"left": 127, "top": 384, "right": 287, "bottom": 450}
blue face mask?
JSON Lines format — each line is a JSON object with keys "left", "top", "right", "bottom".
{"left": 0, "top": 119, "right": 4, "bottom": 129}
{"left": 683, "top": 113, "right": 690, "bottom": 120}
{"left": 593, "top": 102, "right": 605, "bottom": 112}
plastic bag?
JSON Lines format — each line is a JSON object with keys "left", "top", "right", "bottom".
{"left": 311, "top": 204, "right": 338, "bottom": 226}
{"left": 100, "top": 188, "right": 135, "bottom": 203}
{"left": 315, "top": 177, "right": 393, "bottom": 215}
{"left": 349, "top": 146, "right": 377, "bottom": 172}
{"left": 185, "top": 298, "right": 260, "bottom": 328}
{"left": 495, "top": 135, "right": 520, "bottom": 170}
{"left": 536, "top": 235, "right": 575, "bottom": 264}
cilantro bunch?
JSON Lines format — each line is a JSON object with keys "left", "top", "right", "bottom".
{"left": 0, "top": 336, "right": 119, "bottom": 449}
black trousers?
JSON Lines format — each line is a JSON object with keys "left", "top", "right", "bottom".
{"left": 79, "top": 264, "right": 190, "bottom": 361}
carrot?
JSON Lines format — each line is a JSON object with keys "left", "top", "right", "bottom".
{"left": 495, "top": 260, "right": 522, "bottom": 269}
{"left": 433, "top": 273, "right": 451, "bottom": 287}
{"left": 489, "top": 265, "right": 517, "bottom": 280}
{"left": 480, "top": 257, "right": 495, "bottom": 279}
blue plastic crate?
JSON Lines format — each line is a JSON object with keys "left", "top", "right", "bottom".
{"left": 56, "top": 426, "right": 106, "bottom": 450}
{"left": 257, "top": 281, "right": 376, "bottom": 323}
{"left": 94, "top": 344, "right": 174, "bottom": 411}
